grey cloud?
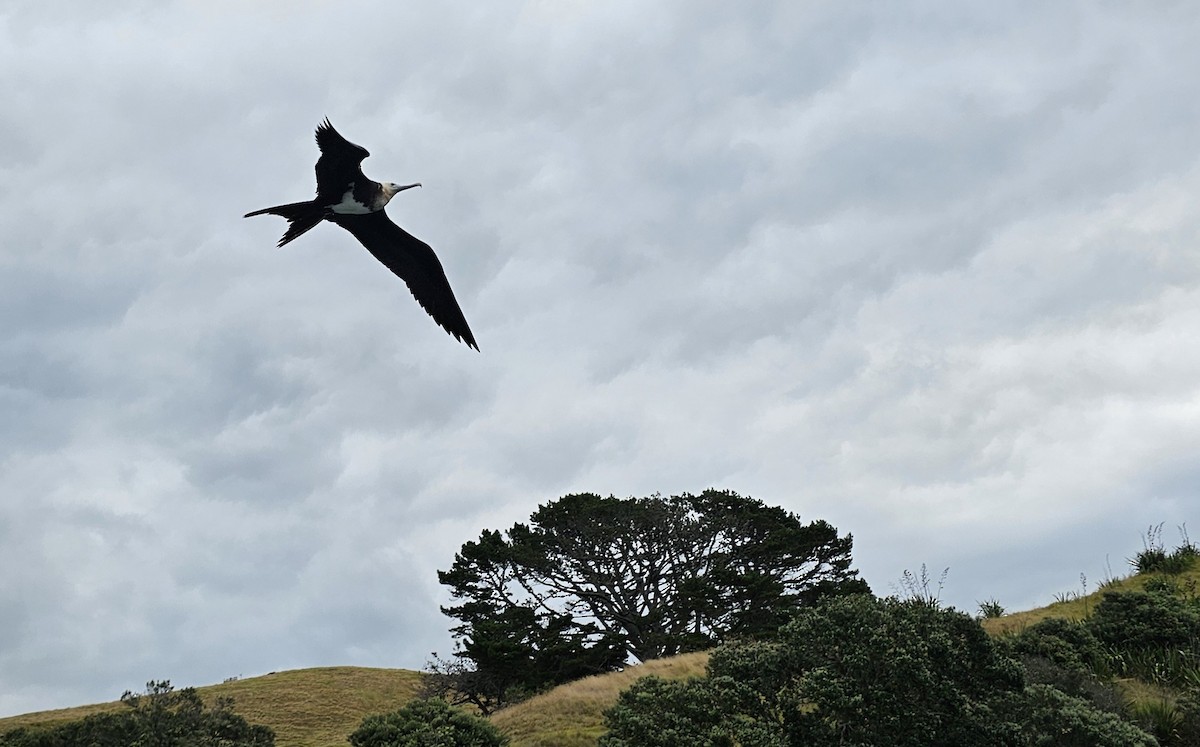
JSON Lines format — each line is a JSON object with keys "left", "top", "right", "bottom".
{"left": 1, "top": 0, "right": 1199, "bottom": 716}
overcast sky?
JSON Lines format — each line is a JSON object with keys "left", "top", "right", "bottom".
{"left": 2, "top": 0, "right": 1198, "bottom": 716}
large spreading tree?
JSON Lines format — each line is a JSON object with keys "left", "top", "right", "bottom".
{"left": 433, "top": 489, "right": 868, "bottom": 710}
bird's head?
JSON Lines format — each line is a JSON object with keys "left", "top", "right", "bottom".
{"left": 382, "top": 182, "right": 422, "bottom": 203}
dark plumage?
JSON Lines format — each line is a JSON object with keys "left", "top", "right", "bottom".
{"left": 245, "top": 119, "right": 478, "bottom": 350}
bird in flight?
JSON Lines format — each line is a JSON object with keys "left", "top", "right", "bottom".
{"left": 245, "top": 119, "right": 478, "bottom": 350}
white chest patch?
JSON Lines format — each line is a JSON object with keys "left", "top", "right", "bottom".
{"left": 329, "top": 186, "right": 372, "bottom": 215}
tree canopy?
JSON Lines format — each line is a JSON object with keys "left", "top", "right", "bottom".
{"left": 434, "top": 489, "right": 868, "bottom": 711}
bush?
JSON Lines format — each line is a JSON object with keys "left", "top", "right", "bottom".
{"left": 1017, "top": 655, "right": 1126, "bottom": 715}
{"left": 778, "top": 595, "right": 1025, "bottom": 746}
{"left": 0, "top": 712, "right": 139, "bottom": 747}
{"left": 1129, "top": 697, "right": 1184, "bottom": 746}
{"left": 1089, "top": 591, "right": 1200, "bottom": 651}
{"left": 1133, "top": 547, "right": 1173, "bottom": 574}
{"left": 1010, "top": 617, "right": 1111, "bottom": 675}
{"left": 995, "top": 684, "right": 1158, "bottom": 746}
{"left": 1170, "top": 688, "right": 1200, "bottom": 746}
{"left": 605, "top": 596, "right": 1029, "bottom": 746}
{"left": 601, "top": 595, "right": 1167, "bottom": 747}
{"left": 348, "top": 699, "right": 507, "bottom": 747}
{"left": 1132, "top": 523, "right": 1199, "bottom": 575}
{"left": 0, "top": 681, "right": 273, "bottom": 747}
{"left": 979, "top": 598, "right": 1006, "bottom": 618}
{"left": 600, "top": 675, "right": 785, "bottom": 747}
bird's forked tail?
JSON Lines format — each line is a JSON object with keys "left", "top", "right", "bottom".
{"left": 244, "top": 200, "right": 325, "bottom": 247}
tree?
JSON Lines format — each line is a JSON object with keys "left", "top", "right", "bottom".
{"left": 435, "top": 489, "right": 868, "bottom": 709}
{"left": 601, "top": 595, "right": 1157, "bottom": 747}
{"left": 347, "top": 699, "right": 507, "bottom": 747}
{"left": 424, "top": 605, "right": 626, "bottom": 714}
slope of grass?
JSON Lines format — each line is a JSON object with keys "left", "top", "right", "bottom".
{"left": 4, "top": 557, "right": 1197, "bottom": 747}
{"left": 489, "top": 652, "right": 710, "bottom": 747}
{"left": 981, "top": 561, "right": 1200, "bottom": 636}
{"left": 0, "top": 666, "right": 423, "bottom": 747}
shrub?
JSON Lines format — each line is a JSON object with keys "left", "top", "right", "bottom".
{"left": 1089, "top": 591, "right": 1200, "bottom": 651}
{"left": 1086, "top": 590, "right": 1200, "bottom": 689}
{"left": 979, "top": 598, "right": 1006, "bottom": 618}
{"left": 1144, "top": 576, "right": 1181, "bottom": 595}
{"left": 1158, "top": 552, "right": 1195, "bottom": 575}
{"left": 1132, "top": 523, "right": 1199, "bottom": 575}
{"left": 779, "top": 595, "right": 1025, "bottom": 746}
{"left": 605, "top": 595, "right": 1029, "bottom": 747}
{"left": 1134, "top": 547, "right": 1172, "bottom": 574}
{"left": 1171, "top": 688, "right": 1200, "bottom": 746}
{"left": 1129, "top": 697, "right": 1184, "bottom": 746}
{"left": 994, "top": 684, "right": 1158, "bottom": 746}
{"left": 1017, "top": 655, "right": 1126, "bottom": 715}
{"left": 600, "top": 675, "right": 785, "bottom": 747}
{"left": 0, "top": 712, "right": 139, "bottom": 747}
{"left": 0, "top": 681, "right": 273, "bottom": 747}
{"left": 348, "top": 699, "right": 507, "bottom": 747}
{"left": 1010, "top": 617, "right": 1111, "bottom": 675}
{"left": 601, "top": 595, "right": 1170, "bottom": 746}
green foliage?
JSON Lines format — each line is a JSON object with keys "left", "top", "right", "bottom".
{"left": 777, "top": 595, "right": 1025, "bottom": 746}
{"left": 1132, "top": 523, "right": 1199, "bottom": 575}
{"left": 599, "top": 675, "right": 785, "bottom": 747}
{"left": 1090, "top": 590, "right": 1200, "bottom": 650}
{"left": 0, "top": 681, "right": 273, "bottom": 747}
{"left": 436, "top": 489, "right": 868, "bottom": 710}
{"left": 424, "top": 606, "right": 626, "bottom": 714}
{"left": 0, "top": 712, "right": 139, "bottom": 747}
{"left": 605, "top": 596, "right": 1028, "bottom": 746}
{"left": 1107, "top": 645, "right": 1200, "bottom": 690}
{"left": 1154, "top": 552, "right": 1195, "bottom": 576}
{"left": 601, "top": 595, "right": 1166, "bottom": 746}
{"left": 1129, "top": 697, "right": 1184, "bottom": 746}
{"left": 1007, "top": 618, "right": 1125, "bottom": 713}
{"left": 893, "top": 563, "right": 949, "bottom": 608}
{"left": 979, "top": 598, "right": 1006, "bottom": 618}
{"left": 1168, "top": 688, "right": 1200, "bottom": 746}
{"left": 1016, "top": 655, "right": 1126, "bottom": 715}
{"left": 1010, "top": 617, "right": 1111, "bottom": 675}
{"left": 347, "top": 699, "right": 506, "bottom": 747}
{"left": 992, "top": 684, "right": 1159, "bottom": 746}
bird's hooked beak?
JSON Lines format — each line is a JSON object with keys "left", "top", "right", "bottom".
{"left": 397, "top": 182, "right": 422, "bottom": 192}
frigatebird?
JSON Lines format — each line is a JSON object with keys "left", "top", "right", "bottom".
{"left": 245, "top": 119, "right": 478, "bottom": 350}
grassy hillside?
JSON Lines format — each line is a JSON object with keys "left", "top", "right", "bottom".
{"left": 981, "top": 560, "right": 1200, "bottom": 636}
{"left": 0, "top": 667, "right": 423, "bottom": 747}
{"left": 4, "top": 558, "right": 1197, "bottom": 747}
{"left": 0, "top": 656, "right": 709, "bottom": 747}
{"left": 489, "top": 651, "right": 710, "bottom": 747}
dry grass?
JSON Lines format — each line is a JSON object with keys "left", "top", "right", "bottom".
{"left": 0, "top": 666, "right": 423, "bottom": 747}
{"left": 7, "top": 560, "right": 1199, "bottom": 747}
{"left": 489, "top": 652, "right": 711, "bottom": 747}
{"left": 0, "top": 657, "right": 711, "bottom": 747}
{"left": 980, "top": 563, "right": 1200, "bottom": 636}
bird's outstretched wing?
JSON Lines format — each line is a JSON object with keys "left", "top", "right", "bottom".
{"left": 328, "top": 210, "right": 479, "bottom": 350}
{"left": 314, "top": 118, "right": 370, "bottom": 205}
